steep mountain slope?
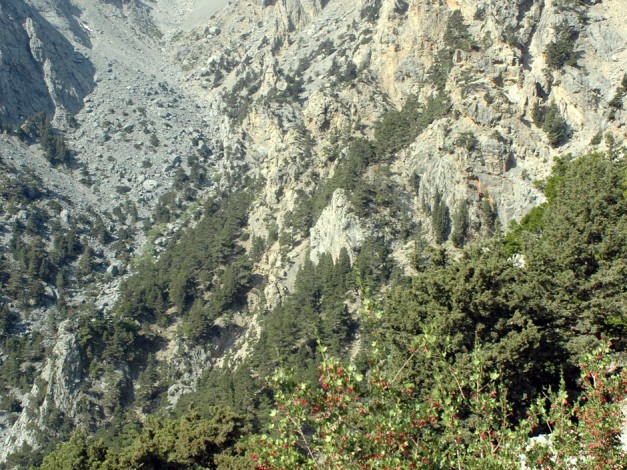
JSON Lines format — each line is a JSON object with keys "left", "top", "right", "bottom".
{"left": 0, "top": 0, "right": 228, "bottom": 461}
{"left": 170, "top": 0, "right": 626, "bottom": 329}
{"left": 0, "top": 0, "right": 625, "bottom": 465}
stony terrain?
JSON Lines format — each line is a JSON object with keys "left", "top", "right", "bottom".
{"left": 0, "top": 0, "right": 625, "bottom": 462}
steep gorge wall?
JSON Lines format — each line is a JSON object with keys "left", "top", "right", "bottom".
{"left": 1, "top": 0, "right": 626, "bottom": 462}
{"left": 180, "top": 0, "right": 626, "bottom": 260}
{"left": 0, "top": 0, "right": 95, "bottom": 125}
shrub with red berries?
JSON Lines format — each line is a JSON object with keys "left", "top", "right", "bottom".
{"left": 250, "top": 336, "right": 626, "bottom": 469}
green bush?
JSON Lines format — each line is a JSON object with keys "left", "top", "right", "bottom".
{"left": 382, "top": 151, "right": 627, "bottom": 407}
{"left": 427, "top": 48, "right": 454, "bottom": 91}
{"left": 608, "top": 75, "right": 626, "bottom": 111}
{"left": 545, "top": 24, "right": 577, "bottom": 69}
{"left": 17, "top": 113, "right": 69, "bottom": 165}
{"left": 37, "top": 409, "right": 252, "bottom": 470}
{"left": 444, "top": 10, "right": 475, "bottom": 51}
{"left": 374, "top": 94, "right": 450, "bottom": 155}
{"left": 431, "top": 190, "right": 450, "bottom": 243}
{"left": 454, "top": 131, "right": 478, "bottom": 151}
{"left": 532, "top": 102, "right": 570, "bottom": 147}
{"left": 360, "top": 0, "right": 382, "bottom": 22}
{"left": 374, "top": 96, "right": 421, "bottom": 155}
{"left": 542, "top": 103, "right": 570, "bottom": 147}
{"left": 450, "top": 201, "right": 469, "bottom": 247}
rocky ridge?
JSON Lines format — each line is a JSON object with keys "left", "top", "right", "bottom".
{"left": 176, "top": 0, "right": 626, "bottom": 279}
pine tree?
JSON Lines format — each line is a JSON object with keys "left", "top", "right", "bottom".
{"left": 77, "top": 244, "right": 94, "bottom": 278}
{"left": 451, "top": 201, "right": 469, "bottom": 247}
{"left": 431, "top": 191, "right": 450, "bottom": 243}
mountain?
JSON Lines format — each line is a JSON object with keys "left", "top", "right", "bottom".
{"left": 0, "top": 0, "right": 625, "bottom": 466}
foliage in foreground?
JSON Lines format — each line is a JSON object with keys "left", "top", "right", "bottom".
{"left": 249, "top": 151, "right": 627, "bottom": 468}
{"left": 382, "top": 151, "right": 626, "bottom": 413}
{"left": 251, "top": 335, "right": 627, "bottom": 469}
{"left": 36, "top": 408, "right": 253, "bottom": 470}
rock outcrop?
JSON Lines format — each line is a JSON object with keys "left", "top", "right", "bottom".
{"left": 0, "top": 0, "right": 95, "bottom": 125}
{"left": 310, "top": 189, "right": 366, "bottom": 264}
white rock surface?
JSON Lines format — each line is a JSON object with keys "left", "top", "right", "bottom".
{"left": 310, "top": 189, "right": 366, "bottom": 265}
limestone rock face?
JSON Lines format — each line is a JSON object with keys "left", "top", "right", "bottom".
{"left": 0, "top": 323, "right": 83, "bottom": 461}
{"left": 41, "top": 324, "right": 83, "bottom": 415}
{"left": 310, "top": 189, "right": 366, "bottom": 264}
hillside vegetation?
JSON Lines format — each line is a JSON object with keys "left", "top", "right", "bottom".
{"left": 34, "top": 151, "right": 626, "bottom": 468}
{"left": 1, "top": 0, "right": 627, "bottom": 466}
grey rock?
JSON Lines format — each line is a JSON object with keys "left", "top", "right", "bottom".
{"left": 143, "top": 179, "right": 159, "bottom": 191}
{"left": 310, "top": 189, "right": 365, "bottom": 264}
{"left": 0, "top": 1, "right": 95, "bottom": 125}
{"left": 60, "top": 209, "right": 70, "bottom": 224}
{"left": 107, "top": 264, "right": 119, "bottom": 277}
{"left": 44, "top": 285, "right": 58, "bottom": 300}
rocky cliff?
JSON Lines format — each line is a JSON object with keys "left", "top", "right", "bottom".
{"left": 0, "top": 0, "right": 96, "bottom": 126}
{"left": 0, "top": 0, "right": 625, "bottom": 463}
{"left": 176, "top": 0, "right": 625, "bottom": 285}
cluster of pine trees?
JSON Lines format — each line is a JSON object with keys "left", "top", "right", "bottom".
{"left": 16, "top": 113, "right": 70, "bottom": 165}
